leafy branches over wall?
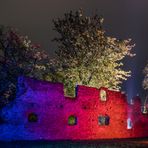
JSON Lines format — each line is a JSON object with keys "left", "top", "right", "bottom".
{"left": 51, "top": 9, "right": 135, "bottom": 95}
{"left": 142, "top": 63, "right": 148, "bottom": 109}
{"left": 143, "top": 63, "right": 148, "bottom": 90}
{"left": 0, "top": 26, "right": 49, "bottom": 108}
{"left": 0, "top": 10, "right": 136, "bottom": 103}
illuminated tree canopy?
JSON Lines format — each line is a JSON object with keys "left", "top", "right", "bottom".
{"left": 0, "top": 26, "right": 49, "bottom": 108}
{"left": 50, "top": 9, "right": 135, "bottom": 95}
{"left": 143, "top": 63, "right": 148, "bottom": 90}
{"left": 142, "top": 63, "right": 148, "bottom": 110}
{"left": 0, "top": 10, "right": 136, "bottom": 102}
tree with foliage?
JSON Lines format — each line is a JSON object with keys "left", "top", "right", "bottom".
{"left": 142, "top": 63, "right": 148, "bottom": 113}
{"left": 143, "top": 63, "right": 148, "bottom": 103}
{"left": 143, "top": 63, "right": 148, "bottom": 90}
{"left": 51, "top": 9, "right": 135, "bottom": 96}
{"left": 0, "top": 26, "right": 49, "bottom": 108}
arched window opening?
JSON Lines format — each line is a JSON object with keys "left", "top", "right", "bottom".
{"left": 127, "top": 118, "right": 132, "bottom": 129}
{"left": 100, "top": 89, "right": 107, "bottom": 101}
{"left": 141, "top": 105, "right": 148, "bottom": 114}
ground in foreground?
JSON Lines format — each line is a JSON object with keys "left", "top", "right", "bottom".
{"left": 0, "top": 138, "right": 148, "bottom": 148}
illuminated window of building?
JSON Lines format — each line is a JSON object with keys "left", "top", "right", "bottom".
{"left": 127, "top": 118, "right": 132, "bottom": 129}
{"left": 98, "top": 115, "right": 110, "bottom": 125}
{"left": 100, "top": 89, "right": 107, "bottom": 101}
{"left": 68, "top": 115, "right": 77, "bottom": 125}
{"left": 28, "top": 113, "right": 38, "bottom": 122}
{"left": 141, "top": 105, "right": 148, "bottom": 114}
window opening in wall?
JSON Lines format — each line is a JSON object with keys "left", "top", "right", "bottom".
{"left": 64, "top": 83, "right": 77, "bottom": 98}
{"left": 127, "top": 118, "right": 132, "bottom": 129}
{"left": 28, "top": 113, "right": 38, "bottom": 122}
{"left": 98, "top": 115, "right": 110, "bottom": 125}
{"left": 141, "top": 105, "right": 148, "bottom": 114}
{"left": 100, "top": 89, "right": 107, "bottom": 101}
{"left": 68, "top": 115, "right": 77, "bottom": 125}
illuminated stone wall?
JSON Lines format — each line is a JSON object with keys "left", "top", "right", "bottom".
{"left": 0, "top": 76, "right": 148, "bottom": 141}
{"left": 128, "top": 96, "right": 148, "bottom": 137}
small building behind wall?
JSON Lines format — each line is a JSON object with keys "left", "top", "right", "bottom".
{"left": 0, "top": 76, "right": 148, "bottom": 141}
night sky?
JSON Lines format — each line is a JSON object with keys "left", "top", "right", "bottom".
{"left": 0, "top": 0, "right": 148, "bottom": 99}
